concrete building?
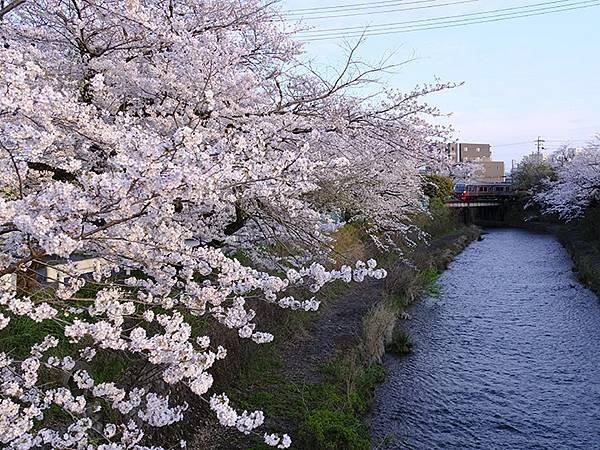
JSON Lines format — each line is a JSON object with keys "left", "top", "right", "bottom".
{"left": 459, "top": 143, "right": 491, "bottom": 162}
{"left": 446, "top": 142, "right": 505, "bottom": 182}
{"left": 447, "top": 143, "right": 459, "bottom": 163}
{"left": 478, "top": 161, "right": 505, "bottom": 182}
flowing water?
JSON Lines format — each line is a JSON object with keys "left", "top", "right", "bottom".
{"left": 370, "top": 229, "right": 600, "bottom": 449}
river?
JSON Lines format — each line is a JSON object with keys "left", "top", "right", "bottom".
{"left": 370, "top": 228, "right": 600, "bottom": 449}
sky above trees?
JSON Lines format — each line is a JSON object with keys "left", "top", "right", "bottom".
{"left": 282, "top": 0, "right": 600, "bottom": 167}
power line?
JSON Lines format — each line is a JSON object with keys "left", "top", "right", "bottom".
{"left": 494, "top": 139, "right": 588, "bottom": 147}
{"left": 296, "top": 0, "right": 584, "bottom": 34}
{"left": 300, "top": 1, "right": 600, "bottom": 41}
{"left": 283, "top": 0, "right": 478, "bottom": 20}
{"left": 285, "top": 0, "right": 455, "bottom": 15}
{"left": 300, "top": 0, "right": 597, "bottom": 37}
{"left": 302, "top": 5, "right": 599, "bottom": 41}
{"left": 493, "top": 141, "right": 535, "bottom": 147}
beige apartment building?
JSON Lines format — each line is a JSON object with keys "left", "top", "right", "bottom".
{"left": 478, "top": 161, "right": 504, "bottom": 181}
{"left": 447, "top": 142, "right": 505, "bottom": 182}
{"left": 459, "top": 143, "right": 491, "bottom": 162}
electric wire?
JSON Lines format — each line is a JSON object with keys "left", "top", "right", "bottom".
{"left": 285, "top": 0, "right": 464, "bottom": 16}
{"left": 493, "top": 141, "right": 536, "bottom": 147}
{"left": 299, "top": 2, "right": 600, "bottom": 41}
{"left": 282, "top": 0, "right": 478, "bottom": 20}
{"left": 296, "top": 0, "right": 587, "bottom": 34}
{"left": 494, "top": 139, "right": 588, "bottom": 147}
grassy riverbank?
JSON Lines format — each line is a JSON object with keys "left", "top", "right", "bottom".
{"left": 190, "top": 224, "right": 481, "bottom": 449}
{"left": 555, "top": 207, "right": 600, "bottom": 297}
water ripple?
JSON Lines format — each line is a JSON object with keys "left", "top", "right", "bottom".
{"left": 370, "top": 229, "right": 600, "bottom": 449}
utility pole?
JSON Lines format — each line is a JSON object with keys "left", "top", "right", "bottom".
{"left": 535, "top": 136, "right": 545, "bottom": 156}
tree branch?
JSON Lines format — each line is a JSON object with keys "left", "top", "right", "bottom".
{"left": 0, "top": 0, "right": 25, "bottom": 20}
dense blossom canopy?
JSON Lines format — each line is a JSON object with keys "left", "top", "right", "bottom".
{"left": 0, "top": 0, "right": 452, "bottom": 448}
{"left": 535, "top": 137, "right": 600, "bottom": 219}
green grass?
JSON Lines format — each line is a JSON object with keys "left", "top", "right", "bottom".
{"left": 0, "top": 313, "right": 130, "bottom": 381}
{"left": 298, "top": 363, "right": 384, "bottom": 449}
{"left": 390, "top": 293, "right": 410, "bottom": 310}
{"left": 0, "top": 315, "right": 69, "bottom": 358}
{"left": 233, "top": 356, "right": 385, "bottom": 450}
{"left": 38, "top": 404, "right": 72, "bottom": 429}
{"left": 318, "top": 279, "right": 352, "bottom": 303}
{"left": 299, "top": 409, "right": 370, "bottom": 450}
{"left": 89, "top": 351, "right": 130, "bottom": 384}
{"left": 352, "top": 366, "right": 386, "bottom": 414}
{"left": 419, "top": 266, "right": 442, "bottom": 298}
{"left": 410, "top": 198, "right": 461, "bottom": 241}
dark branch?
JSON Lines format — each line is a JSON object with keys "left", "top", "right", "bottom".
{"left": 27, "top": 162, "right": 78, "bottom": 183}
{"left": 223, "top": 203, "right": 248, "bottom": 237}
{"left": 0, "top": 0, "right": 25, "bottom": 20}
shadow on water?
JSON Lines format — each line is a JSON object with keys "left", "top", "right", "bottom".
{"left": 370, "top": 228, "right": 600, "bottom": 450}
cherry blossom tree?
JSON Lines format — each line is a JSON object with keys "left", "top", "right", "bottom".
{"left": 535, "top": 136, "right": 600, "bottom": 219}
{"left": 448, "top": 161, "right": 485, "bottom": 183}
{"left": 306, "top": 81, "right": 453, "bottom": 240}
{"left": 0, "top": 1, "right": 451, "bottom": 448}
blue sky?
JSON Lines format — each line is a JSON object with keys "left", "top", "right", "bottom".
{"left": 280, "top": 0, "right": 600, "bottom": 167}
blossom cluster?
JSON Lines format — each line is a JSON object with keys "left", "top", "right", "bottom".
{"left": 0, "top": 0, "right": 448, "bottom": 448}
{"left": 534, "top": 136, "right": 600, "bottom": 219}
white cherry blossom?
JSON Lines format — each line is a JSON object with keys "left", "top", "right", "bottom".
{"left": 0, "top": 0, "right": 450, "bottom": 448}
